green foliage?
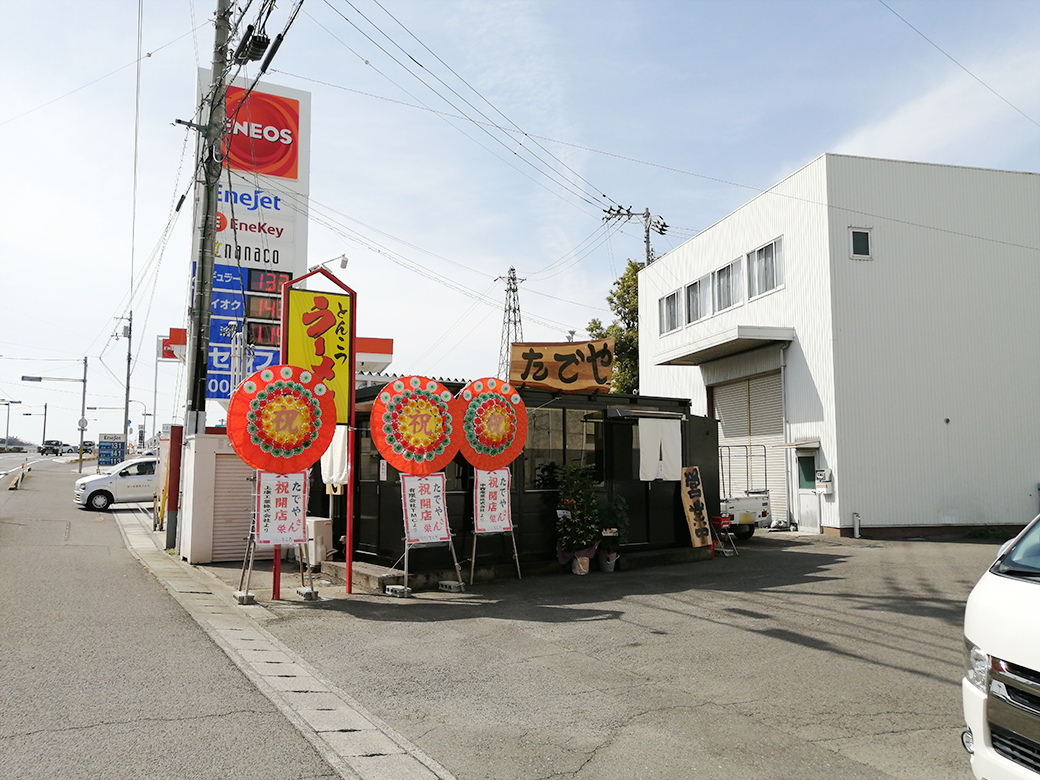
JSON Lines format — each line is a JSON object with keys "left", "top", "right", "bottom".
{"left": 555, "top": 463, "right": 601, "bottom": 552}
{"left": 534, "top": 460, "right": 560, "bottom": 490}
{"left": 597, "top": 494, "right": 630, "bottom": 552}
{"left": 588, "top": 259, "right": 640, "bottom": 394}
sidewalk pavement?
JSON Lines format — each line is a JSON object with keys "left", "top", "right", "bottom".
{"left": 115, "top": 501, "right": 459, "bottom": 780}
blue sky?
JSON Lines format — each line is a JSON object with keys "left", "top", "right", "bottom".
{"left": 1, "top": 0, "right": 1037, "bottom": 445}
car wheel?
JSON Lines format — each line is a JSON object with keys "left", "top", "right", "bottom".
{"left": 732, "top": 525, "right": 755, "bottom": 541}
{"left": 88, "top": 491, "right": 113, "bottom": 511}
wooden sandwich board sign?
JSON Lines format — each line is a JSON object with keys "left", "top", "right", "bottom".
{"left": 681, "top": 466, "right": 712, "bottom": 549}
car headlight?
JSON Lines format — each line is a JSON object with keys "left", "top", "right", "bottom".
{"left": 965, "top": 640, "right": 989, "bottom": 692}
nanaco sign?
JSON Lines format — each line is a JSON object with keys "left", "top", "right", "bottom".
{"left": 507, "top": 338, "right": 615, "bottom": 394}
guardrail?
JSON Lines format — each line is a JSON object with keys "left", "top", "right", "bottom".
{"left": 4, "top": 459, "right": 31, "bottom": 490}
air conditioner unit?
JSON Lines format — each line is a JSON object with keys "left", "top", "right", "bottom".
{"left": 306, "top": 517, "right": 333, "bottom": 567}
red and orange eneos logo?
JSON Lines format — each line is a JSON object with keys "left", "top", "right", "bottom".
{"left": 223, "top": 86, "right": 300, "bottom": 179}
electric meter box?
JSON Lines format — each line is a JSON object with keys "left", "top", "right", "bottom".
{"left": 815, "top": 468, "right": 833, "bottom": 494}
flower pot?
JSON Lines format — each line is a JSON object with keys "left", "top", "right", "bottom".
{"left": 598, "top": 551, "right": 618, "bottom": 572}
{"left": 571, "top": 555, "right": 591, "bottom": 575}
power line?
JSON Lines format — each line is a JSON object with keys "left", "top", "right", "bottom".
{"left": 0, "top": 25, "right": 209, "bottom": 127}
{"left": 317, "top": 0, "right": 606, "bottom": 211}
{"left": 876, "top": 0, "right": 1039, "bottom": 129}
{"left": 369, "top": 0, "right": 618, "bottom": 210}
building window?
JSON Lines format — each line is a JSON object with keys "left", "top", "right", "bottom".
{"left": 658, "top": 290, "right": 680, "bottom": 334}
{"left": 851, "top": 228, "right": 872, "bottom": 260}
{"left": 797, "top": 455, "right": 816, "bottom": 489}
{"left": 713, "top": 258, "right": 742, "bottom": 312}
{"left": 685, "top": 275, "right": 710, "bottom": 324}
{"left": 748, "top": 237, "right": 783, "bottom": 298}
{"left": 524, "top": 407, "right": 564, "bottom": 490}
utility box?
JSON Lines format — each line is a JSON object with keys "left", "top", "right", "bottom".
{"left": 815, "top": 469, "right": 833, "bottom": 495}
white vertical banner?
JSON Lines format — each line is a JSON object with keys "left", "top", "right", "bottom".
{"left": 255, "top": 471, "right": 308, "bottom": 545}
{"left": 474, "top": 469, "right": 512, "bottom": 533}
{"left": 401, "top": 473, "right": 450, "bottom": 544}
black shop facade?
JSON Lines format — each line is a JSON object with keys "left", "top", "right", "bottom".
{"left": 312, "top": 380, "right": 720, "bottom": 574}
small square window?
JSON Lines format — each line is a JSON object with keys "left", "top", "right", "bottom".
{"left": 851, "top": 229, "right": 871, "bottom": 259}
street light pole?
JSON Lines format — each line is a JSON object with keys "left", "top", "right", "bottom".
{"left": 21, "top": 357, "right": 89, "bottom": 472}
{"left": 22, "top": 404, "right": 48, "bottom": 450}
{"left": 0, "top": 399, "right": 22, "bottom": 450}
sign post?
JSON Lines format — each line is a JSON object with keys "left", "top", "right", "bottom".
{"left": 282, "top": 268, "right": 357, "bottom": 593}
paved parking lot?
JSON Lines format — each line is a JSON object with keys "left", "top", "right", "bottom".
{"left": 202, "top": 531, "right": 1001, "bottom": 780}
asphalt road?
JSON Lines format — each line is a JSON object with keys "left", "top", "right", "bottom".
{"left": 1, "top": 458, "right": 1005, "bottom": 779}
{"left": 0, "top": 459, "right": 339, "bottom": 780}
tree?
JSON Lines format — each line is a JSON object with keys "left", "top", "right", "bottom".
{"left": 587, "top": 259, "right": 640, "bottom": 394}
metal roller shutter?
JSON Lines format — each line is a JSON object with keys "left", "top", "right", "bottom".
{"left": 714, "top": 372, "right": 788, "bottom": 525}
{"left": 211, "top": 454, "right": 271, "bottom": 561}
{"left": 716, "top": 381, "right": 751, "bottom": 495}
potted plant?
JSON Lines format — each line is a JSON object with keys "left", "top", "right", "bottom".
{"left": 555, "top": 463, "right": 601, "bottom": 574}
{"left": 596, "top": 494, "right": 629, "bottom": 572}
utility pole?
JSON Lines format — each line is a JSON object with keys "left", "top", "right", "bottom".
{"left": 79, "top": 357, "right": 88, "bottom": 473}
{"left": 184, "top": 0, "right": 233, "bottom": 435}
{"left": 603, "top": 206, "right": 668, "bottom": 265}
{"left": 497, "top": 267, "right": 524, "bottom": 379}
{"left": 122, "top": 312, "right": 132, "bottom": 452}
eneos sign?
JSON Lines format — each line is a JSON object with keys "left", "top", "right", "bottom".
{"left": 224, "top": 86, "right": 300, "bottom": 180}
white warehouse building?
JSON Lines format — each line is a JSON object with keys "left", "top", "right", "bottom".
{"left": 640, "top": 153, "right": 1040, "bottom": 537}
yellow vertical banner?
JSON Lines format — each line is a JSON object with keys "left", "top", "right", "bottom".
{"left": 284, "top": 288, "right": 354, "bottom": 425}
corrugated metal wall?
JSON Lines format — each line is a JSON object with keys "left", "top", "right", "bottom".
{"left": 827, "top": 156, "right": 1040, "bottom": 528}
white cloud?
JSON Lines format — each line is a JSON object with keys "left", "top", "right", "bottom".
{"left": 833, "top": 47, "right": 1040, "bottom": 171}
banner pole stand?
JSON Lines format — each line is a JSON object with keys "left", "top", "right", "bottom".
{"left": 401, "top": 542, "right": 410, "bottom": 595}
{"left": 234, "top": 530, "right": 257, "bottom": 605}
{"left": 469, "top": 530, "right": 523, "bottom": 585}
{"left": 446, "top": 535, "right": 464, "bottom": 587}
{"left": 510, "top": 528, "right": 522, "bottom": 580}
{"left": 295, "top": 541, "right": 319, "bottom": 601}
{"left": 272, "top": 544, "right": 281, "bottom": 600}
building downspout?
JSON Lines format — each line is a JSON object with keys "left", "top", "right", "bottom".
{"left": 780, "top": 343, "right": 793, "bottom": 527}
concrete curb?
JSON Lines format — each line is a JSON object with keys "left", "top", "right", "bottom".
{"left": 114, "top": 506, "right": 458, "bottom": 780}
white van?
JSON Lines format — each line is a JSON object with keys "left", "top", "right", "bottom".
{"left": 962, "top": 512, "right": 1040, "bottom": 779}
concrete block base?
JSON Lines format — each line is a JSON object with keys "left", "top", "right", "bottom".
{"left": 233, "top": 590, "right": 256, "bottom": 605}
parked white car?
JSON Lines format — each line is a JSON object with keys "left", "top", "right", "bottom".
{"left": 73, "top": 457, "right": 158, "bottom": 511}
{"left": 962, "top": 512, "right": 1040, "bottom": 779}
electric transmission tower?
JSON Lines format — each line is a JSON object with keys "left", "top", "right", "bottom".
{"left": 497, "top": 267, "right": 524, "bottom": 379}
